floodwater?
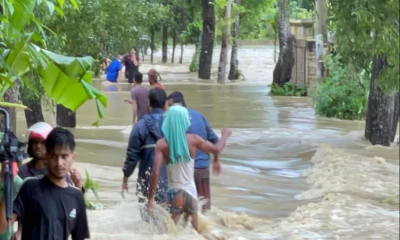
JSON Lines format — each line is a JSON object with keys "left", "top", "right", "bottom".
{"left": 15, "top": 45, "right": 399, "bottom": 239}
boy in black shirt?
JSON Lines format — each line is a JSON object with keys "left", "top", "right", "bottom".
{"left": 0, "top": 127, "right": 90, "bottom": 240}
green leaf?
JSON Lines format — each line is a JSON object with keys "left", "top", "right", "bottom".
{"left": 0, "top": 102, "right": 29, "bottom": 109}
{"left": 54, "top": 6, "right": 65, "bottom": 17}
{"left": 58, "top": 0, "right": 65, "bottom": 7}
{"left": 295, "top": 91, "right": 301, "bottom": 96}
{"left": 46, "top": 1, "right": 55, "bottom": 14}
{"left": 68, "top": 0, "right": 79, "bottom": 10}
{"left": 36, "top": 48, "right": 107, "bottom": 120}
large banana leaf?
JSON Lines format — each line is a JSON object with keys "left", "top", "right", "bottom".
{"left": 37, "top": 48, "right": 107, "bottom": 120}
{"left": 1, "top": 44, "right": 107, "bottom": 123}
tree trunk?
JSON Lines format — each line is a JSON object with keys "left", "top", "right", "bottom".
{"left": 56, "top": 105, "right": 76, "bottom": 128}
{"left": 179, "top": 44, "right": 184, "bottom": 64}
{"left": 2, "top": 83, "right": 20, "bottom": 133}
{"left": 273, "top": 0, "right": 295, "bottom": 87}
{"left": 364, "top": 56, "right": 399, "bottom": 146}
{"left": 150, "top": 29, "right": 155, "bottom": 64}
{"left": 171, "top": 31, "right": 176, "bottom": 63}
{"left": 199, "top": 0, "right": 216, "bottom": 79}
{"left": 228, "top": 0, "right": 241, "bottom": 80}
{"left": 21, "top": 97, "right": 44, "bottom": 128}
{"left": 217, "top": 0, "right": 233, "bottom": 84}
{"left": 162, "top": 25, "right": 168, "bottom": 63}
{"left": 391, "top": 93, "right": 400, "bottom": 142}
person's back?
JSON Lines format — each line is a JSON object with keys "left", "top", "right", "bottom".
{"left": 106, "top": 58, "right": 122, "bottom": 82}
{"left": 130, "top": 86, "right": 149, "bottom": 120}
{"left": 129, "top": 72, "right": 149, "bottom": 122}
{"left": 122, "top": 88, "right": 169, "bottom": 204}
{"left": 187, "top": 108, "right": 218, "bottom": 168}
{"left": 147, "top": 105, "right": 231, "bottom": 232}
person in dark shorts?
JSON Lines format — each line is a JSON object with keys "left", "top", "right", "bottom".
{"left": 0, "top": 127, "right": 90, "bottom": 240}
{"left": 167, "top": 92, "right": 219, "bottom": 212}
{"left": 147, "top": 105, "right": 231, "bottom": 232}
{"left": 124, "top": 72, "right": 149, "bottom": 124}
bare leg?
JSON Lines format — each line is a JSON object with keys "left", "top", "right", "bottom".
{"left": 190, "top": 213, "right": 199, "bottom": 232}
{"left": 168, "top": 193, "right": 184, "bottom": 224}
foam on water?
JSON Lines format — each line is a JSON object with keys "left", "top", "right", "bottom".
{"left": 77, "top": 144, "right": 399, "bottom": 239}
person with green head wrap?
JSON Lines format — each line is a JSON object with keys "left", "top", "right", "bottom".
{"left": 147, "top": 105, "right": 232, "bottom": 232}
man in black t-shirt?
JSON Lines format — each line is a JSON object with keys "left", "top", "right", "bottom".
{"left": 0, "top": 127, "right": 90, "bottom": 240}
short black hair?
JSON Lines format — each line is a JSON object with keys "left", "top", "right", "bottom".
{"left": 134, "top": 72, "right": 143, "bottom": 84}
{"left": 149, "top": 88, "right": 167, "bottom": 109}
{"left": 167, "top": 91, "right": 187, "bottom": 107}
{"left": 45, "top": 127, "right": 76, "bottom": 153}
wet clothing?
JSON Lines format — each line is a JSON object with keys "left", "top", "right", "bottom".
{"left": 106, "top": 58, "right": 122, "bottom": 82}
{"left": 194, "top": 168, "right": 211, "bottom": 211}
{"left": 162, "top": 105, "right": 191, "bottom": 165}
{"left": 166, "top": 188, "right": 198, "bottom": 214}
{"left": 13, "top": 175, "right": 90, "bottom": 240}
{"left": 18, "top": 160, "right": 74, "bottom": 186}
{"left": 0, "top": 174, "right": 23, "bottom": 240}
{"left": 166, "top": 157, "right": 196, "bottom": 199}
{"left": 166, "top": 157, "right": 198, "bottom": 214}
{"left": 187, "top": 108, "right": 219, "bottom": 169}
{"left": 123, "top": 108, "right": 168, "bottom": 203}
{"left": 123, "top": 56, "right": 138, "bottom": 84}
{"left": 130, "top": 86, "right": 149, "bottom": 121}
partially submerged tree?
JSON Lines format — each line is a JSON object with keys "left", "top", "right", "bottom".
{"left": 272, "top": 0, "right": 295, "bottom": 87}
{"left": 228, "top": 0, "right": 242, "bottom": 80}
{"left": 217, "top": 0, "right": 233, "bottom": 83}
{"left": 199, "top": 0, "right": 216, "bottom": 79}
{"left": 329, "top": 0, "right": 399, "bottom": 146}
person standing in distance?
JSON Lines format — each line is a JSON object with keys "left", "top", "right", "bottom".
{"left": 124, "top": 72, "right": 150, "bottom": 125}
{"left": 122, "top": 88, "right": 168, "bottom": 205}
{"left": 167, "top": 91, "right": 219, "bottom": 212}
{"left": 0, "top": 128, "right": 90, "bottom": 240}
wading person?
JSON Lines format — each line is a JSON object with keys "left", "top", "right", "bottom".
{"left": 122, "top": 88, "right": 168, "bottom": 205}
{"left": 105, "top": 55, "right": 122, "bottom": 83}
{"left": 167, "top": 92, "right": 219, "bottom": 212}
{"left": 123, "top": 48, "right": 139, "bottom": 84}
{"left": 147, "top": 105, "right": 231, "bottom": 232}
{"left": 124, "top": 73, "right": 149, "bottom": 124}
{"left": 148, "top": 68, "right": 164, "bottom": 90}
{"left": 0, "top": 128, "right": 90, "bottom": 240}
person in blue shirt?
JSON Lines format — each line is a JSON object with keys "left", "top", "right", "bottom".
{"left": 167, "top": 91, "right": 219, "bottom": 212}
{"left": 106, "top": 55, "right": 122, "bottom": 83}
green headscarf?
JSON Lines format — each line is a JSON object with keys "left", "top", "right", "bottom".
{"left": 162, "top": 104, "right": 191, "bottom": 165}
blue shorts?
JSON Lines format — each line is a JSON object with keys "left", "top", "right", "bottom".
{"left": 166, "top": 188, "right": 198, "bottom": 214}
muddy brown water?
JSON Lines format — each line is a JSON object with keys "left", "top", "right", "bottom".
{"left": 14, "top": 45, "right": 399, "bottom": 239}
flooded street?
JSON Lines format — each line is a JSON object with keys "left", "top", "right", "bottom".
{"left": 15, "top": 45, "right": 399, "bottom": 239}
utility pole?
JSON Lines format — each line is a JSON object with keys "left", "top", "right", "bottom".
{"left": 315, "top": 0, "right": 327, "bottom": 80}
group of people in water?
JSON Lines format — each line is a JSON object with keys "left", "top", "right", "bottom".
{"left": 0, "top": 64, "right": 232, "bottom": 239}
{"left": 104, "top": 47, "right": 140, "bottom": 84}
{"left": 122, "top": 71, "right": 231, "bottom": 231}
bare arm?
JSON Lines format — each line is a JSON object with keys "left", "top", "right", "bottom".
{"left": 0, "top": 197, "right": 17, "bottom": 232}
{"left": 195, "top": 128, "right": 231, "bottom": 156}
{"left": 148, "top": 141, "right": 165, "bottom": 202}
{"left": 132, "top": 100, "right": 137, "bottom": 124}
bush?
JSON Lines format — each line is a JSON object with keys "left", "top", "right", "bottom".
{"left": 270, "top": 82, "right": 307, "bottom": 96}
{"left": 311, "top": 54, "right": 370, "bottom": 120}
